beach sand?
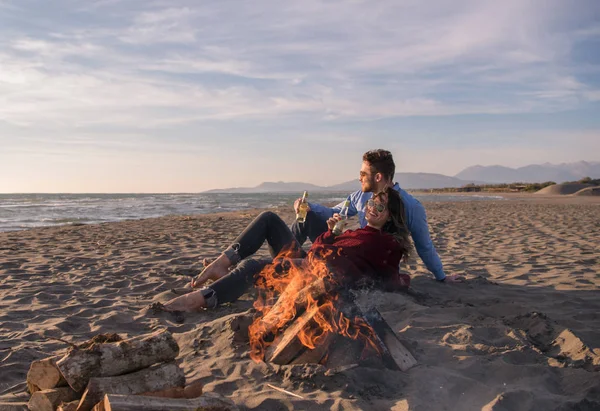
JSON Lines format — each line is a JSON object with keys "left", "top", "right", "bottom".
{"left": 1, "top": 195, "right": 599, "bottom": 410}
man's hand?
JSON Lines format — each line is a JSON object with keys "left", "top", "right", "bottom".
{"left": 443, "top": 274, "right": 465, "bottom": 283}
{"left": 326, "top": 214, "right": 342, "bottom": 230}
{"left": 293, "top": 198, "right": 311, "bottom": 214}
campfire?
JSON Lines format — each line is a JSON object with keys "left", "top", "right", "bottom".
{"left": 248, "top": 249, "right": 417, "bottom": 371}
{"left": 23, "top": 252, "right": 416, "bottom": 410}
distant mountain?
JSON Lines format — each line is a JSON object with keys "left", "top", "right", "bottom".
{"left": 203, "top": 181, "right": 328, "bottom": 193}
{"left": 327, "top": 173, "right": 483, "bottom": 191}
{"left": 455, "top": 161, "right": 600, "bottom": 184}
{"left": 203, "top": 161, "right": 600, "bottom": 193}
{"left": 203, "top": 173, "right": 482, "bottom": 193}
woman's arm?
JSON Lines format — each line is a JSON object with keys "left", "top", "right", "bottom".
{"left": 312, "top": 214, "right": 345, "bottom": 245}
{"left": 313, "top": 229, "right": 336, "bottom": 245}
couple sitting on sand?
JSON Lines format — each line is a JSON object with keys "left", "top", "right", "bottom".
{"left": 163, "top": 149, "right": 459, "bottom": 313}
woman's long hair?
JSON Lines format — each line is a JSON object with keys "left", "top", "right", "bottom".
{"left": 377, "top": 187, "right": 413, "bottom": 261}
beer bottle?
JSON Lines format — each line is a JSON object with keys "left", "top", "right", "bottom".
{"left": 296, "top": 191, "right": 309, "bottom": 223}
{"left": 332, "top": 199, "right": 350, "bottom": 235}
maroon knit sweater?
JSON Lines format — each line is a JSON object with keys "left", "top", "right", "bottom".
{"left": 308, "top": 226, "right": 410, "bottom": 289}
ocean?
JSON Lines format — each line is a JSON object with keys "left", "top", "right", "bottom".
{"left": 0, "top": 192, "right": 504, "bottom": 232}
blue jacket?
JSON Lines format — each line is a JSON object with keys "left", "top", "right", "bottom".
{"left": 308, "top": 183, "right": 446, "bottom": 280}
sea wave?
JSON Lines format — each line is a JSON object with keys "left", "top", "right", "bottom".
{"left": 0, "top": 192, "right": 503, "bottom": 232}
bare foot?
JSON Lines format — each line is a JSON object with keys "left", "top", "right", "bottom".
{"left": 444, "top": 274, "right": 466, "bottom": 283}
{"left": 162, "top": 290, "right": 207, "bottom": 312}
{"left": 191, "top": 254, "right": 231, "bottom": 288}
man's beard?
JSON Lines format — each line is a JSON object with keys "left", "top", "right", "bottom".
{"left": 361, "top": 178, "right": 375, "bottom": 193}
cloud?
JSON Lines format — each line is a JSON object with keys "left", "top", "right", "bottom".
{"left": 120, "top": 7, "right": 198, "bottom": 44}
{"left": 0, "top": 0, "right": 599, "bottom": 130}
{"left": 584, "top": 90, "right": 600, "bottom": 101}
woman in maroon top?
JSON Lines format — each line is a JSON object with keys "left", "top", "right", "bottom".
{"left": 163, "top": 187, "right": 412, "bottom": 312}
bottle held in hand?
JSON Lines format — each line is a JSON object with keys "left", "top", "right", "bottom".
{"left": 332, "top": 199, "right": 350, "bottom": 235}
{"left": 296, "top": 191, "right": 309, "bottom": 223}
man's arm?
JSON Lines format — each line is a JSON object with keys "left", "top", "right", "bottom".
{"left": 407, "top": 201, "right": 446, "bottom": 281}
{"left": 308, "top": 193, "right": 358, "bottom": 221}
{"left": 307, "top": 202, "right": 338, "bottom": 221}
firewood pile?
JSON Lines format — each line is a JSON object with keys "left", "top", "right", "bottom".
{"left": 265, "top": 303, "right": 418, "bottom": 371}
{"left": 26, "top": 329, "right": 238, "bottom": 411}
{"left": 251, "top": 277, "right": 418, "bottom": 371}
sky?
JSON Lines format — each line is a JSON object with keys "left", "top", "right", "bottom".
{"left": 1, "top": 0, "right": 599, "bottom": 193}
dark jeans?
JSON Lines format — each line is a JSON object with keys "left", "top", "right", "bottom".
{"left": 209, "top": 211, "right": 306, "bottom": 305}
{"left": 291, "top": 210, "right": 329, "bottom": 245}
{"left": 208, "top": 257, "right": 271, "bottom": 305}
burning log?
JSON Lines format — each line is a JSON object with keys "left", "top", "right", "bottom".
{"left": 57, "top": 329, "right": 179, "bottom": 392}
{"left": 76, "top": 362, "right": 185, "bottom": 411}
{"left": 265, "top": 305, "right": 322, "bottom": 364}
{"left": 27, "top": 356, "right": 67, "bottom": 393}
{"left": 27, "top": 387, "right": 78, "bottom": 411}
{"left": 295, "top": 277, "right": 329, "bottom": 306}
{"left": 258, "top": 277, "right": 329, "bottom": 334}
{"left": 361, "top": 307, "right": 417, "bottom": 371}
{"left": 91, "top": 392, "right": 239, "bottom": 411}
{"left": 291, "top": 331, "right": 335, "bottom": 365}
{"left": 323, "top": 336, "right": 365, "bottom": 369}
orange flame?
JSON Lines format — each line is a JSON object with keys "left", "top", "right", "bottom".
{"left": 248, "top": 247, "right": 382, "bottom": 364}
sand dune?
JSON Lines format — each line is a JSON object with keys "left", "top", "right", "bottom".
{"left": 573, "top": 186, "right": 600, "bottom": 196}
{"left": 1, "top": 197, "right": 599, "bottom": 410}
{"left": 535, "top": 183, "right": 592, "bottom": 195}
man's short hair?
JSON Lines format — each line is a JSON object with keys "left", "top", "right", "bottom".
{"left": 363, "top": 149, "right": 395, "bottom": 181}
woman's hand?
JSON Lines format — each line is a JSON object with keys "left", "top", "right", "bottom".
{"left": 326, "top": 214, "right": 342, "bottom": 230}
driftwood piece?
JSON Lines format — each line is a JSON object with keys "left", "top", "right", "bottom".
{"left": 76, "top": 362, "right": 185, "bottom": 411}
{"left": 57, "top": 329, "right": 179, "bottom": 392}
{"left": 140, "top": 380, "right": 203, "bottom": 399}
{"left": 92, "top": 393, "right": 239, "bottom": 411}
{"left": 361, "top": 307, "right": 417, "bottom": 371}
{"left": 27, "top": 387, "right": 78, "bottom": 411}
{"left": 27, "top": 356, "right": 66, "bottom": 393}
{"left": 57, "top": 401, "right": 80, "bottom": 411}
{"left": 265, "top": 305, "right": 321, "bottom": 364}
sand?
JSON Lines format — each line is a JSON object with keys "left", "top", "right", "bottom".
{"left": 1, "top": 195, "right": 599, "bottom": 410}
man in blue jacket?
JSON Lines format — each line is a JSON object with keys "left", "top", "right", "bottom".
{"left": 292, "top": 149, "right": 460, "bottom": 283}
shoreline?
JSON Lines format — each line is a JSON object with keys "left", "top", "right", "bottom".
{"left": 3, "top": 193, "right": 600, "bottom": 235}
